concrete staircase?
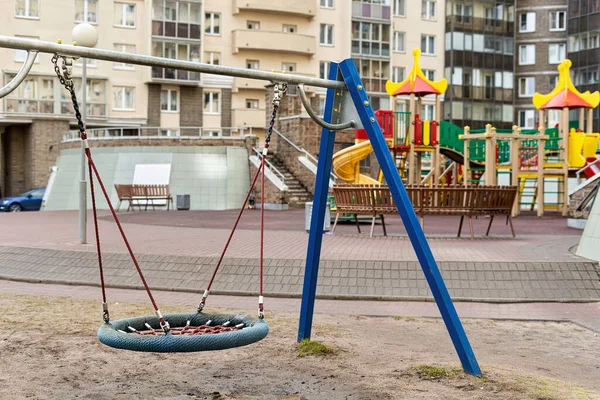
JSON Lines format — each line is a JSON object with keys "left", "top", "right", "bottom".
{"left": 265, "top": 153, "right": 312, "bottom": 207}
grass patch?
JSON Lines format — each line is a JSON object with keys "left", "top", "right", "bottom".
{"left": 296, "top": 339, "right": 337, "bottom": 357}
{"left": 393, "top": 316, "right": 416, "bottom": 322}
{"left": 413, "top": 365, "right": 462, "bottom": 380}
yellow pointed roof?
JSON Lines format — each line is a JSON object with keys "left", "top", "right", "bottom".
{"left": 533, "top": 59, "right": 600, "bottom": 110}
{"left": 385, "top": 49, "right": 448, "bottom": 97}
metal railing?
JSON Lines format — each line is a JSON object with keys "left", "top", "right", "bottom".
{"left": 62, "top": 126, "right": 252, "bottom": 142}
{"left": 252, "top": 147, "right": 287, "bottom": 187}
{"left": 273, "top": 128, "right": 337, "bottom": 182}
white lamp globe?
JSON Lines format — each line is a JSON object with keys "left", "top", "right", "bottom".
{"left": 72, "top": 23, "right": 98, "bottom": 47}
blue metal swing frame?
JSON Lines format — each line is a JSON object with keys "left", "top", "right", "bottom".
{"left": 297, "top": 60, "right": 482, "bottom": 376}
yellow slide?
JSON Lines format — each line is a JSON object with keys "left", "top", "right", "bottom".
{"left": 332, "top": 140, "right": 380, "bottom": 184}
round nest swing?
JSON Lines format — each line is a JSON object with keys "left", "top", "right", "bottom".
{"left": 98, "top": 313, "right": 269, "bottom": 352}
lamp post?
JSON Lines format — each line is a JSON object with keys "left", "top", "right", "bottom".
{"left": 72, "top": 23, "right": 98, "bottom": 245}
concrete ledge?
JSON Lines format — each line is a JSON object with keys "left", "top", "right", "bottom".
{"left": 568, "top": 218, "right": 587, "bottom": 230}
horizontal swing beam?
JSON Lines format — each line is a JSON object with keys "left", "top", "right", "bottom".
{"left": 0, "top": 36, "right": 346, "bottom": 92}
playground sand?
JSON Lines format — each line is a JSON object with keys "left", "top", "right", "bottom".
{"left": 1, "top": 293, "right": 599, "bottom": 400}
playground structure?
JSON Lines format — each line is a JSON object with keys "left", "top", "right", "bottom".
{"left": 0, "top": 36, "right": 482, "bottom": 374}
{"left": 333, "top": 51, "right": 600, "bottom": 217}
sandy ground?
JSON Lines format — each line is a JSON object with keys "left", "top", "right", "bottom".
{"left": 1, "top": 293, "right": 599, "bottom": 400}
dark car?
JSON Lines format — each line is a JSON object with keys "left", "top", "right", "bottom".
{"left": 0, "top": 188, "right": 45, "bottom": 212}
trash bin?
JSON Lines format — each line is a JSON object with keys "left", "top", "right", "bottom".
{"left": 177, "top": 194, "right": 190, "bottom": 210}
{"left": 305, "top": 201, "right": 331, "bottom": 233}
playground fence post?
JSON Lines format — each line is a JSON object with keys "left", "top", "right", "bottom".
{"left": 537, "top": 130, "right": 545, "bottom": 217}
{"left": 463, "top": 126, "right": 470, "bottom": 187}
{"left": 511, "top": 126, "right": 521, "bottom": 217}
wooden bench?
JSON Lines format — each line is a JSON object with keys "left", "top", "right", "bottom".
{"left": 114, "top": 184, "right": 174, "bottom": 212}
{"left": 331, "top": 184, "right": 517, "bottom": 239}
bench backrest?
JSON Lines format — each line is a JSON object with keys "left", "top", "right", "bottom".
{"left": 114, "top": 184, "right": 133, "bottom": 199}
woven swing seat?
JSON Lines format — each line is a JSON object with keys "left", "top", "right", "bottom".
{"left": 98, "top": 312, "right": 269, "bottom": 353}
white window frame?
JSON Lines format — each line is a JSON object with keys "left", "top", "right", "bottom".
{"left": 519, "top": 12, "right": 535, "bottom": 33}
{"left": 392, "top": 66, "right": 405, "bottom": 82}
{"left": 319, "top": 61, "right": 330, "bottom": 79}
{"left": 393, "top": 31, "right": 405, "bottom": 52}
{"left": 283, "top": 24, "right": 297, "bottom": 33}
{"left": 548, "top": 43, "right": 566, "bottom": 64}
{"left": 423, "top": 69, "right": 435, "bottom": 81}
{"left": 75, "top": 0, "right": 98, "bottom": 24}
{"left": 422, "top": 0, "right": 437, "bottom": 20}
{"left": 421, "top": 104, "right": 434, "bottom": 121}
{"left": 246, "top": 59, "right": 259, "bottom": 70}
{"left": 549, "top": 11, "right": 566, "bottom": 31}
{"left": 519, "top": 44, "right": 535, "bottom": 65}
{"left": 160, "top": 89, "right": 178, "bottom": 112}
{"left": 113, "top": 44, "right": 135, "bottom": 70}
{"left": 282, "top": 63, "right": 296, "bottom": 72}
{"left": 421, "top": 35, "right": 436, "bottom": 55}
{"left": 15, "top": 0, "right": 39, "bottom": 19}
{"left": 114, "top": 3, "right": 136, "bottom": 28}
{"left": 204, "top": 91, "right": 220, "bottom": 114}
{"left": 205, "top": 12, "right": 220, "bottom": 35}
{"left": 320, "top": 0, "right": 334, "bottom": 9}
{"left": 246, "top": 99, "right": 259, "bottom": 109}
{"left": 112, "top": 86, "right": 135, "bottom": 111}
{"left": 247, "top": 20, "right": 260, "bottom": 30}
{"left": 320, "top": 24, "right": 334, "bottom": 46}
{"left": 518, "top": 77, "right": 535, "bottom": 98}
{"left": 74, "top": 58, "right": 97, "bottom": 68}
{"left": 393, "top": 0, "right": 405, "bottom": 16}
{"left": 518, "top": 110, "right": 535, "bottom": 129}
{"left": 205, "top": 51, "right": 221, "bottom": 65}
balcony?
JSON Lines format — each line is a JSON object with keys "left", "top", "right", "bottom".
{"left": 234, "top": 77, "right": 267, "bottom": 91}
{"left": 151, "top": 67, "right": 200, "bottom": 83}
{"left": 233, "top": 108, "right": 266, "bottom": 128}
{"left": 232, "top": 30, "right": 316, "bottom": 55}
{"left": 152, "top": 20, "right": 201, "bottom": 40}
{"left": 4, "top": 98, "right": 106, "bottom": 118}
{"left": 233, "top": 0, "right": 316, "bottom": 18}
{"left": 352, "top": 1, "right": 391, "bottom": 20}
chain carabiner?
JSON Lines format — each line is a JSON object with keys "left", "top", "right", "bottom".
{"left": 52, "top": 53, "right": 86, "bottom": 139}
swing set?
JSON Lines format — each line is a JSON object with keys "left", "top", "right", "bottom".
{"left": 0, "top": 36, "right": 481, "bottom": 375}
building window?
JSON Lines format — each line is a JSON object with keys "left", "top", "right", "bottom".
{"left": 421, "top": 35, "right": 435, "bottom": 55}
{"left": 423, "top": 69, "right": 435, "bottom": 81}
{"left": 283, "top": 24, "right": 297, "bottom": 33}
{"left": 589, "top": 33, "right": 600, "bottom": 49}
{"left": 15, "top": 35, "right": 40, "bottom": 63}
{"left": 246, "top": 59, "right": 259, "bottom": 70}
{"left": 246, "top": 99, "right": 259, "bottom": 109}
{"left": 518, "top": 77, "right": 535, "bottom": 97}
{"left": 319, "top": 61, "right": 329, "bottom": 79}
{"left": 422, "top": 0, "right": 436, "bottom": 20}
{"left": 112, "top": 86, "right": 135, "bottom": 111}
{"left": 15, "top": 0, "right": 39, "bottom": 18}
{"left": 456, "top": 3, "right": 472, "bottom": 23}
{"left": 74, "top": 58, "right": 97, "bottom": 68}
{"left": 204, "top": 91, "right": 220, "bottom": 114}
{"left": 485, "top": 5, "right": 504, "bottom": 27}
{"left": 205, "top": 12, "right": 220, "bottom": 35}
{"left": 160, "top": 89, "right": 178, "bottom": 112}
{"left": 518, "top": 110, "right": 535, "bottom": 129}
{"left": 114, "top": 3, "right": 136, "bottom": 27}
{"left": 548, "top": 43, "right": 566, "bottom": 64}
{"left": 320, "top": 24, "right": 334, "bottom": 46}
{"left": 75, "top": 0, "right": 98, "bottom": 23}
{"left": 320, "top": 0, "right": 334, "bottom": 8}
{"left": 282, "top": 63, "right": 296, "bottom": 72}
{"left": 519, "top": 44, "right": 535, "bottom": 65}
{"left": 353, "top": 59, "right": 390, "bottom": 93}
{"left": 113, "top": 44, "right": 135, "bottom": 70}
{"left": 519, "top": 12, "right": 535, "bottom": 33}
{"left": 393, "top": 31, "right": 405, "bottom": 52}
{"left": 247, "top": 20, "right": 260, "bottom": 30}
{"left": 352, "top": 21, "right": 391, "bottom": 56}
{"left": 392, "top": 67, "right": 405, "bottom": 82}
{"left": 421, "top": 104, "right": 434, "bottom": 121}
{"left": 549, "top": 11, "right": 566, "bottom": 31}
{"left": 393, "top": 0, "right": 405, "bottom": 16}
{"left": 152, "top": 1, "right": 202, "bottom": 39}
{"left": 152, "top": 41, "right": 200, "bottom": 63}
{"left": 205, "top": 51, "right": 221, "bottom": 65}
{"left": 549, "top": 75, "right": 558, "bottom": 88}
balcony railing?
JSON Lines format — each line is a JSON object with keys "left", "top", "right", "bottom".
{"left": 233, "top": 0, "right": 316, "bottom": 17}
{"left": 151, "top": 20, "right": 201, "bottom": 40}
{"left": 151, "top": 67, "right": 200, "bottom": 82}
{"left": 4, "top": 98, "right": 106, "bottom": 117}
{"left": 62, "top": 126, "right": 253, "bottom": 142}
{"left": 352, "top": 1, "right": 391, "bottom": 20}
{"left": 232, "top": 30, "right": 316, "bottom": 55}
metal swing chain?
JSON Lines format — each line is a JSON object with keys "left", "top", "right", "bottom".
{"left": 262, "top": 83, "right": 287, "bottom": 155}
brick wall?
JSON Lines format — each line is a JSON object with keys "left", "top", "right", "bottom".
{"left": 180, "top": 86, "right": 203, "bottom": 127}
{"left": 569, "top": 181, "right": 598, "bottom": 219}
{"left": 221, "top": 88, "right": 232, "bottom": 127}
{"left": 248, "top": 161, "right": 286, "bottom": 206}
{"left": 2, "top": 125, "right": 27, "bottom": 196}
{"left": 147, "top": 84, "right": 161, "bottom": 127}
{"left": 29, "top": 120, "right": 70, "bottom": 190}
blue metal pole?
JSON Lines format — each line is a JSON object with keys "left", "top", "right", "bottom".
{"left": 297, "top": 62, "right": 339, "bottom": 342}
{"left": 338, "top": 59, "right": 481, "bottom": 376}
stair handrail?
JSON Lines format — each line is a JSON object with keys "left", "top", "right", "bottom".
{"left": 252, "top": 147, "right": 287, "bottom": 186}
{"left": 576, "top": 158, "right": 600, "bottom": 182}
{"left": 272, "top": 128, "right": 337, "bottom": 182}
